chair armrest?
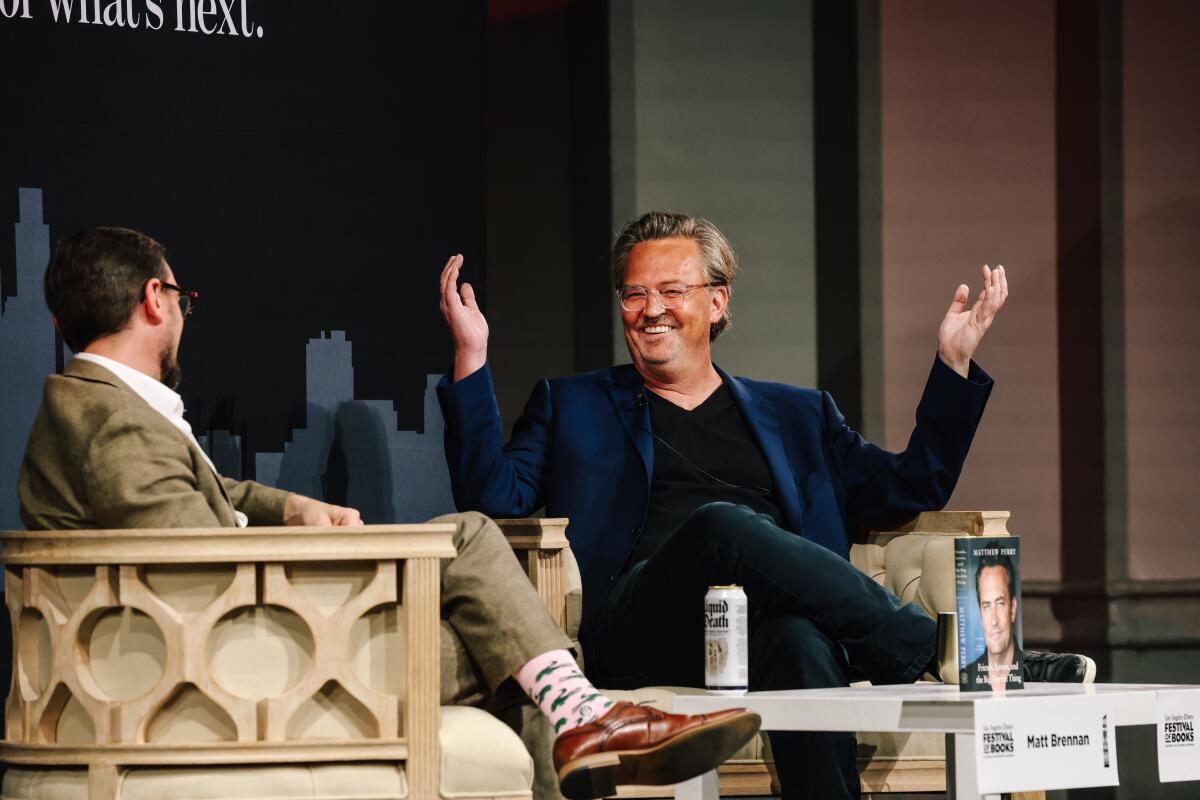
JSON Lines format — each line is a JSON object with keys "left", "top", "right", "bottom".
{"left": 871, "top": 510, "right": 1010, "bottom": 540}
{"left": 850, "top": 511, "right": 1012, "bottom": 617}
{"left": 495, "top": 519, "right": 572, "bottom": 632}
{"left": 494, "top": 518, "right": 569, "bottom": 551}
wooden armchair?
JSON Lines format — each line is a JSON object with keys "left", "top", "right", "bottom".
{"left": 2, "top": 524, "right": 535, "bottom": 800}
{"left": 498, "top": 511, "right": 1022, "bottom": 799}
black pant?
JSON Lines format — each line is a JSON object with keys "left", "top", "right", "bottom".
{"left": 589, "top": 502, "right": 937, "bottom": 800}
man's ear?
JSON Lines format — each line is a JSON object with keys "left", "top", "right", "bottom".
{"left": 141, "top": 277, "right": 167, "bottom": 325}
{"left": 709, "top": 286, "right": 729, "bottom": 323}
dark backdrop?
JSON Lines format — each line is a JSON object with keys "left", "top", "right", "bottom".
{"left": 0, "top": 3, "right": 485, "bottom": 728}
{"left": 1, "top": 1, "right": 485, "bottom": 470}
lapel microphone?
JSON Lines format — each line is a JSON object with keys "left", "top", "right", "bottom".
{"left": 633, "top": 393, "right": 647, "bottom": 410}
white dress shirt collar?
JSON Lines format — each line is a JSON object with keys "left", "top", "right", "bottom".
{"left": 75, "top": 352, "right": 186, "bottom": 424}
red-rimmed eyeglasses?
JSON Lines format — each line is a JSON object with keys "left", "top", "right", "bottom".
{"left": 160, "top": 282, "right": 199, "bottom": 318}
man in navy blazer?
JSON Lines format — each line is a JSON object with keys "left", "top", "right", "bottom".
{"left": 438, "top": 211, "right": 1082, "bottom": 798}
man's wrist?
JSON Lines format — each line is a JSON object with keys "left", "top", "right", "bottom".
{"left": 282, "top": 492, "right": 306, "bottom": 525}
{"left": 453, "top": 350, "right": 487, "bottom": 382}
{"left": 937, "top": 350, "right": 970, "bottom": 379}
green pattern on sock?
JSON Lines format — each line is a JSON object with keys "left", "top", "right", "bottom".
{"left": 534, "top": 662, "right": 567, "bottom": 682}
{"left": 517, "top": 650, "right": 615, "bottom": 736}
{"left": 551, "top": 687, "right": 581, "bottom": 712}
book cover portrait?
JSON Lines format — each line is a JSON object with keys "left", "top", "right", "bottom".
{"left": 956, "top": 537, "right": 1024, "bottom": 692}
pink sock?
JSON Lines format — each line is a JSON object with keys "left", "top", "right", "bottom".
{"left": 515, "top": 649, "right": 615, "bottom": 736}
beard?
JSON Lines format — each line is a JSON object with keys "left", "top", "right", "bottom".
{"left": 159, "top": 349, "right": 183, "bottom": 392}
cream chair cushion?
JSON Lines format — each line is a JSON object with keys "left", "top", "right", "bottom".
{"left": 562, "top": 546, "right": 584, "bottom": 643}
{"left": 437, "top": 705, "right": 534, "bottom": 797}
{"left": 850, "top": 532, "right": 957, "bottom": 616}
{"left": 2, "top": 706, "right": 532, "bottom": 799}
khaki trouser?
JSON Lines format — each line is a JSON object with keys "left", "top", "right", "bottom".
{"left": 433, "top": 512, "right": 572, "bottom": 800}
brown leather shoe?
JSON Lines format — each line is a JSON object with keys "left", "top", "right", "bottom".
{"left": 552, "top": 701, "right": 761, "bottom": 800}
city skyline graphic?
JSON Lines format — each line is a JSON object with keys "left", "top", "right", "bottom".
{"left": 2, "top": 188, "right": 456, "bottom": 542}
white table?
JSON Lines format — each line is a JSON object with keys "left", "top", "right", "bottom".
{"left": 672, "top": 682, "right": 1180, "bottom": 799}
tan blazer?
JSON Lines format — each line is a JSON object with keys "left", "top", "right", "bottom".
{"left": 18, "top": 358, "right": 288, "bottom": 530}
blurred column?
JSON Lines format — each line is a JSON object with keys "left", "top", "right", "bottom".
{"left": 609, "top": 0, "right": 817, "bottom": 387}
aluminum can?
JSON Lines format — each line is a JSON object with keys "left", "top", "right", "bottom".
{"left": 704, "top": 585, "right": 748, "bottom": 694}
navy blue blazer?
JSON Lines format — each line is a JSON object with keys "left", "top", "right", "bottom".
{"left": 438, "top": 356, "right": 992, "bottom": 643}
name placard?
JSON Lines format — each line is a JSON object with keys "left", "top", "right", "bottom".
{"left": 1157, "top": 688, "right": 1200, "bottom": 783}
{"left": 974, "top": 694, "right": 1119, "bottom": 794}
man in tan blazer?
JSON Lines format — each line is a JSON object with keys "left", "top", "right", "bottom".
{"left": 20, "top": 353, "right": 332, "bottom": 530}
{"left": 17, "top": 226, "right": 758, "bottom": 800}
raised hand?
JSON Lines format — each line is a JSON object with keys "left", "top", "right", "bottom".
{"left": 438, "top": 254, "right": 489, "bottom": 381}
{"left": 937, "top": 264, "right": 1009, "bottom": 378}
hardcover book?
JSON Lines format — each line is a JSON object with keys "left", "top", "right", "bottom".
{"left": 955, "top": 536, "right": 1024, "bottom": 692}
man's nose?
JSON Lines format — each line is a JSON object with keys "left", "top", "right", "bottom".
{"left": 644, "top": 289, "right": 666, "bottom": 316}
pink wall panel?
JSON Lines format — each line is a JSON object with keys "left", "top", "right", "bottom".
{"left": 879, "top": 3, "right": 1062, "bottom": 579}
{"left": 1124, "top": 0, "right": 1200, "bottom": 580}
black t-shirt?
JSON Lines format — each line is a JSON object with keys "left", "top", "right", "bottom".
{"left": 630, "top": 383, "right": 784, "bottom": 563}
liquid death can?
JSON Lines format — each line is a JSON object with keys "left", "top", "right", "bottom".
{"left": 704, "top": 585, "right": 748, "bottom": 694}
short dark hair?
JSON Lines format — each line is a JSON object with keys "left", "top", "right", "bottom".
{"left": 974, "top": 541, "right": 1018, "bottom": 603}
{"left": 44, "top": 227, "right": 168, "bottom": 352}
{"left": 611, "top": 211, "right": 737, "bottom": 342}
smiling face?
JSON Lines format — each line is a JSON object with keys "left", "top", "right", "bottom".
{"left": 977, "top": 565, "right": 1017, "bottom": 664}
{"left": 620, "top": 237, "right": 728, "bottom": 377}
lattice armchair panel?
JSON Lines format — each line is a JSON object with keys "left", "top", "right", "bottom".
{"left": 2, "top": 524, "right": 454, "bottom": 800}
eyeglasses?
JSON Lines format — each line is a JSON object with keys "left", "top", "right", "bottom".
{"left": 160, "top": 282, "right": 199, "bottom": 318}
{"left": 616, "top": 282, "right": 721, "bottom": 313}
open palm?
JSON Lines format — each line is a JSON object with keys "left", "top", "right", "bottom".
{"left": 439, "top": 254, "right": 490, "bottom": 380}
{"left": 937, "top": 265, "right": 1008, "bottom": 377}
